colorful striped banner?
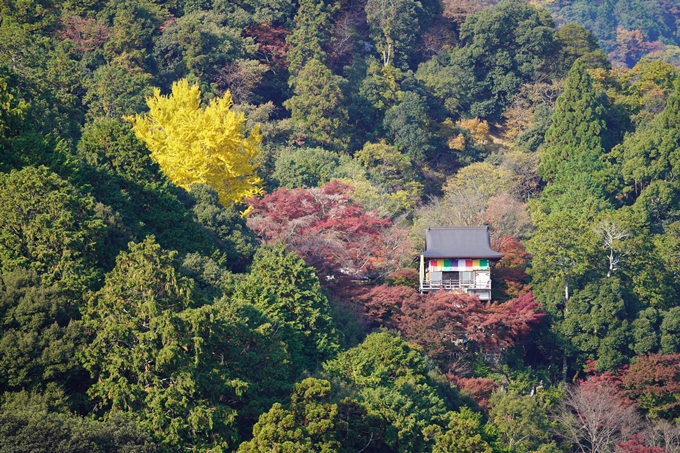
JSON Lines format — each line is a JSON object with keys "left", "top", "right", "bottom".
{"left": 428, "top": 258, "right": 490, "bottom": 272}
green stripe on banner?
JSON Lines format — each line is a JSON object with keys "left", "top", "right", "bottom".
{"left": 480, "top": 259, "right": 488, "bottom": 269}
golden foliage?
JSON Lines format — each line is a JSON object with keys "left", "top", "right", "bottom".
{"left": 457, "top": 117, "right": 491, "bottom": 146}
{"left": 441, "top": 117, "right": 494, "bottom": 151}
{"left": 127, "top": 79, "right": 262, "bottom": 206}
{"left": 448, "top": 133, "right": 466, "bottom": 151}
{"left": 502, "top": 80, "right": 564, "bottom": 141}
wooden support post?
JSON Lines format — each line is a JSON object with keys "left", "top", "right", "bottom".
{"left": 419, "top": 255, "right": 424, "bottom": 292}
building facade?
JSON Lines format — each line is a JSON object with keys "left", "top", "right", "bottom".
{"left": 419, "top": 226, "right": 504, "bottom": 301}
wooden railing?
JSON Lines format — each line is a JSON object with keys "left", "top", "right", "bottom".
{"left": 420, "top": 279, "right": 491, "bottom": 291}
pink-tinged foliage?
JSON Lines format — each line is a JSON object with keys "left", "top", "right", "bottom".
{"left": 492, "top": 236, "right": 530, "bottom": 300}
{"left": 355, "top": 287, "right": 544, "bottom": 358}
{"left": 399, "top": 290, "right": 471, "bottom": 359}
{"left": 247, "top": 181, "right": 409, "bottom": 279}
{"left": 480, "top": 292, "right": 544, "bottom": 349}
{"left": 621, "top": 354, "right": 680, "bottom": 419}
{"left": 616, "top": 434, "right": 665, "bottom": 453}
{"left": 495, "top": 236, "right": 530, "bottom": 268}
{"left": 559, "top": 378, "right": 644, "bottom": 453}
{"left": 448, "top": 376, "right": 497, "bottom": 411}
{"left": 583, "top": 360, "right": 625, "bottom": 389}
{"left": 355, "top": 284, "right": 415, "bottom": 329}
{"left": 243, "top": 24, "right": 291, "bottom": 68}
{"left": 584, "top": 354, "right": 680, "bottom": 420}
{"left": 58, "top": 16, "right": 110, "bottom": 54}
{"left": 484, "top": 193, "right": 533, "bottom": 243}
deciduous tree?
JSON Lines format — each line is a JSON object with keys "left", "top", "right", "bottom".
{"left": 557, "top": 379, "right": 643, "bottom": 453}
{"left": 355, "top": 287, "right": 544, "bottom": 365}
{"left": 128, "top": 79, "right": 262, "bottom": 206}
{"left": 247, "top": 181, "right": 402, "bottom": 278}
{"left": 489, "top": 390, "right": 554, "bottom": 453}
{"left": 365, "top": 0, "right": 423, "bottom": 67}
{"left": 622, "top": 354, "right": 680, "bottom": 420}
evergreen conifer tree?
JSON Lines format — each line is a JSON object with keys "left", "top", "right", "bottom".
{"left": 619, "top": 83, "right": 680, "bottom": 196}
{"left": 283, "top": 59, "right": 349, "bottom": 149}
{"left": 285, "top": 0, "right": 336, "bottom": 79}
{"left": 81, "top": 237, "right": 291, "bottom": 451}
{"left": 234, "top": 245, "right": 339, "bottom": 373}
{"left": 538, "top": 59, "right": 607, "bottom": 182}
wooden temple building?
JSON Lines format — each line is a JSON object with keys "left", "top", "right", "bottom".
{"left": 419, "top": 226, "right": 504, "bottom": 301}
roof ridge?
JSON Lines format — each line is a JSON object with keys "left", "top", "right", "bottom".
{"left": 423, "top": 226, "right": 504, "bottom": 259}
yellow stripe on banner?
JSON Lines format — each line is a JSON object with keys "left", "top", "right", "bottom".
{"left": 473, "top": 259, "right": 481, "bottom": 269}
{"left": 437, "top": 259, "right": 445, "bottom": 269}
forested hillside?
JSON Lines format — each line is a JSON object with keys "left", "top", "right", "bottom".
{"left": 2, "top": 0, "right": 680, "bottom": 451}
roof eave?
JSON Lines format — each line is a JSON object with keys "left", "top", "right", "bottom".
{"left": 421, "top": 253, "right": 505, "bottom": 260}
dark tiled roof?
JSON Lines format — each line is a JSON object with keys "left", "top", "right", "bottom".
{"left": 423, "top": 226, "right": 504, "bottom": 259}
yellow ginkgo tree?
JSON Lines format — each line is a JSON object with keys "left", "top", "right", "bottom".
{"left": 127, "top": 79, "right": 262, "bottom": 206}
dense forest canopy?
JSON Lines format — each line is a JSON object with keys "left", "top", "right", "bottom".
{"left": 2, "top": 0, "right": 680, "bottom": 451}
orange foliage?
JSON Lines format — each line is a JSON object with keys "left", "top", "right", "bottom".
{"left": 58, "top": 16, "right": 110, "bottom": 54}
{"left": 449, "top": 376, "right": 497, "bottom": 411}
{"left": 244, "top": 24, "right": 291, "bottom": 68}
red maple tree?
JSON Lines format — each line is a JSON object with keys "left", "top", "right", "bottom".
{"left": 621, "top": 354, "right": 680, "bottom": 420}
{"left": 247, "top": 181, "right": 409, "bottom": 280}
{"left": 355, "top": 286, "right": 544, "bottom": 360}
{"left": 616, "top": 434, "right": 665, "bottom": 453}
{"left": 353, "top": 285, "right": 542, "bottom": 411}
{"left": 448, "top": 376, "right": 497, "bottom": 411}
